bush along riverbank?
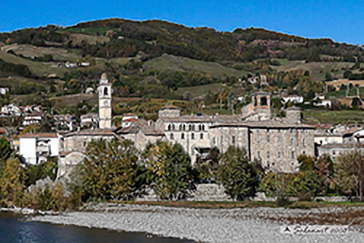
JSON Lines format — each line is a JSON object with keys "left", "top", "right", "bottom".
{"left": 1, "top": 137, "right": 364, "bottom": 213}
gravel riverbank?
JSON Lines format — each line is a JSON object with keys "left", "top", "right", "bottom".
{"left": 28, "top": 203, "right": 364, "bottom": 242}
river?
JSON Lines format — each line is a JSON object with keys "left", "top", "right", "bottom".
{"left": 0, "top": 213, "right": 193, "bottom": 243}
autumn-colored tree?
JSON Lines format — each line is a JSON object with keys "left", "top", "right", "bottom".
{"left": 335, "top": 151, "right": 364, "bottom": 201}
{"left": 0, "top": 157, "right": 25, "bottom": 207}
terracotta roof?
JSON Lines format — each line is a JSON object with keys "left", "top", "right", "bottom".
{"left": 122, "top": 118, "right": 138, "bottom": 122}
{"left": 20, "top": 133, "right": 58, "bottom": 138}
{"left": 158, "top": 115, "right": 241, "bottom": 123}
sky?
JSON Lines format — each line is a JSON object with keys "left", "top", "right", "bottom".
{"left": 0, "top": 0, "right": 363, "bottom": 44}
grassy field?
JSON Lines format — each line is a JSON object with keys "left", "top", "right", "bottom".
{"left": 1, "top": 44, "right": 81, "bottom": 62}
{"left": 303, "top": 109, "right": 364, "bottom": 124}
{"left": 174, "top": 83, "right": 225, "bottom": 99}
{"left": 0, "top": 51, "right": 67, "bottom": 77}
{"left": 144, "top": 54, "right": 251, "bottom": 78}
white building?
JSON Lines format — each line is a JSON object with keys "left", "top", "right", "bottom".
{"left": 23, "top": 113, "right": 43, "bottom": 126}
{"left": 1, "top": 104, "right": 22, "bottom": 116}
{"left": 19, "top": 133, "right": 59, "bottom": 164}
{"left": 80, "top": 113, "right": 99, "bottom": 128}
{"left": 281, "top": 95, "right": 304, "bottom": 104}
{"left": 0, "top": 87, "right": 9, "bottom": 95}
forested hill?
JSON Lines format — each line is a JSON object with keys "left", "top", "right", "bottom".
{"left": 0, "top": 18, "right": 362, "bottom": 62}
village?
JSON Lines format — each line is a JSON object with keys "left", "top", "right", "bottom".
{"left": 0, "top": 73, "right": 363, "bottom": 180}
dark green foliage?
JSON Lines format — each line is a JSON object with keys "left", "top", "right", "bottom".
{"left": 0, "top": 59, "right": 33, "bottom": 78}
{"left": 78, "top": 139, "right": 148, "bottom": 201}
{"left": 143, "top": 141, "right": 195, "bottom": 200}
{"left": 24, "top": 157, "right": 58, "bottom": 187}
{"left": 217, "top": 146, "right": 261, "bottom": 200}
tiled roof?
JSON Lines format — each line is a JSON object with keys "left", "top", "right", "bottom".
{"left": 158, "top": 115, "right": 241, "bottom": 123}
{"left": 320, "top": 143, "right": 364, "bottom": 149}
{"left": 210, "top": 120, "right": 315, "bottom": 129}
{"left": 20, "top": 133, "right": 58, "bottom": 138}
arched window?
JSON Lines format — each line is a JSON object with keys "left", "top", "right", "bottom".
{"left": 179, "top": 124, "right": 183, "bottom": 131}
{"left": 188, "top": 124, "right": 192, "bottom": 131}
{"left": 181, "top": 133, "right": 185, "bottom": 139}
{"left": 170, "top": 133, "right": 174, "bottom": 139}
{"left": 202, "top": 125, "right": 205, "bottom": 131}
{"left": 183, "top": 124, "right": 186, "bottom": 131}
{"left": 104, "top": 87, "right": 108, "bottom": 96}
{"left": 200, "top": 133, "right": 203, "bottom": 139}
{"left": 260, "top": 96, "right": 267, "bottom": 106}
{"left": 172, "top": 124, "right": 175, "bottom": 130}
{"left": 198, "top": 125, "right": 202, "bottom": 131}
{"left": 191, "top": 133, "right": 195, "bottom": 139}
{"left": 168, "top": 124, "right": 171, "bottom": 131}
{"left": 192, "top": 125, "right": 195, "bottom": 131}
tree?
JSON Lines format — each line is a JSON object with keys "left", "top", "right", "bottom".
{"left": 217, "top": 146, "right": 261, "bottom": 200}
{"left": 78, "top": 139, "right": 148, "bottom": 201}
{"left": 0, "top": 157, "right": 25, "bottom": 207}
{"left": 194, "top": 147, "right": 220, "bottom": 182}
{"left": 0, "top": 137, "right": 12, "bottom": 177}
{"left": 335, "top": 151, "right": 364, "bottom": 201}
{"left": 142, "top": 141, "right": 195, "bottom": 200}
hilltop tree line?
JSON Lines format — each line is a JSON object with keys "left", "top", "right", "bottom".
{"left": 1, "top": 20, "right": 364, "bottom": 63}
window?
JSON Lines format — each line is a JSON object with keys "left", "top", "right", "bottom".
{"left": 183, "top": 124, "right": 186, "bottom": 131}
{"left": 200, "top": 133, "right": 204, "bottom": 139}
{"left": 168, "top": 124, "right": 171, "bottom": 131}
{"left": 303, "top": 138, "right": 306, "bottom": 147}
{"left": 192, "top": 125, "right": 195, "bottom": 131}
{"left": 198, "top": 125, "right": 202, "bottom": 131}
{"left": 104, "top": 87, "right": 108, "bottom": 95}
{"left": 272, "top": 162, "right": 275, "bottom": 167}
{"left": 291, "top": 138, "right": 294, "bottom": 146}
{"left": 267, "top": 151, "right": 270, "bottom": 158}
{"left": 278, "top": 151, "right": 281, "bottom": 158}
{"left": 181, "top": 133, "right": 185, "bottom": 139}
{"left": 170, "top": 133, "right": 174, "bottom": 139}
{"left": 267, "top": 161, "right": 270, "bottom": 167}
{"left": 172, "top": 124, "right": 175, "bottom": 130}
{"left": 257, "top": 151, "right": 261, "bottom": 159}
{"left": 291, "top": 151, "right": 295, "bottom": 159}
{"left": 179, "top": 124, "right": 183, "bottom": 131}
{"left": 213, "top": 137, "right": 216, "bottom": 145}
{"left": 333, "top": 150, "right": 336, "bottom": 155}
{"left": 257, "top": 135, "right": 260, "bottom": 143}
{"left": 189, "top": 125, "right": 192, "bottom": 131}
{"left": 232, "top": 136, "right": 235, "bottom": 145}
{"left": 267, "top": 135, "right": 270, "bottom": 142}
{"left": 191, "top": 133, "right": 195, "bottom": 139}
{"left": 202, "top": 125, "right": 205, "bottom": 131}
{"left": 260, "top": 96, "right": 267, "bottom": 106}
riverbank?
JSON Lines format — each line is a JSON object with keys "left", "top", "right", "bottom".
{"left": 28, "top": 203, "right": 364, "bottom": 243}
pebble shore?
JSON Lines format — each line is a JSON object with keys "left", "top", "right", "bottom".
{"left": 28, "top": 203, "right": 364, "bottom": 242}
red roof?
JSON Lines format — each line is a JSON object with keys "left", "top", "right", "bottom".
{"left": 122, "top": 118, "right": 138, "bottom": 122}
{"left": 20, "top": 133, "right": 58, "bottom": 138}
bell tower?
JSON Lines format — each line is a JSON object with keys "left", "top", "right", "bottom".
{"left": 98, "top": 73, "right": 112, "bottom": 129}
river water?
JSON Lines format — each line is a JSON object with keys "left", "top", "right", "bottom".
{"left": 0, "top": 213, "right": 193, "bottom": 243}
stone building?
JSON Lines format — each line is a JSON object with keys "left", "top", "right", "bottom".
{"left": 156, "top": 92, "right": 315, "bottom": 172}
{"left": 98, "top": 73, "right": 112, "bottom": 129}
{"left": 210, "top": 121, "right": 315, "bottom": 172}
